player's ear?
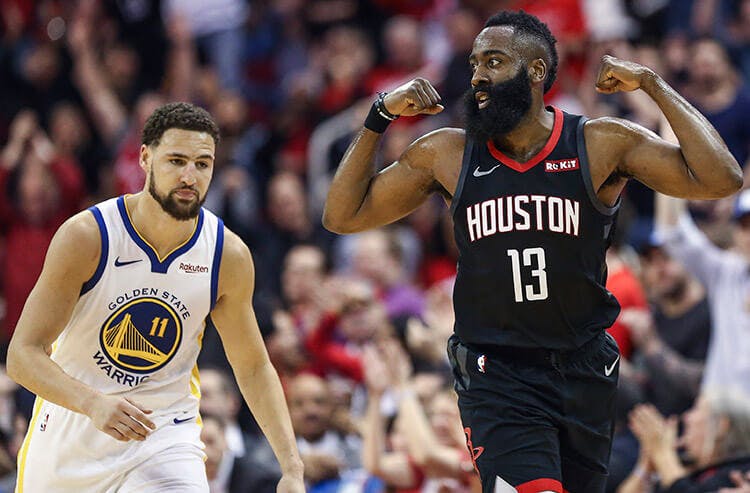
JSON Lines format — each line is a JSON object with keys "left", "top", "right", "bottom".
{"left": 529, "top": 58, "right": 547, "bottom": 86}
{"left": 139, "top": 144, "right": 151, "bottom": 173}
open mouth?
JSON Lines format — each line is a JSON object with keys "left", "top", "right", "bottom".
{"left": 475, "top": 91, "right": 490, "bottom": 109}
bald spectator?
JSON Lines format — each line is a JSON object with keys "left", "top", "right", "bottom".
{"left": 200, "top": 368, "right": 248, "bottom": 457}
{"left": 281, "top": 245, "right": 328, "bottom": 334}
{"left": 254, "top": 171, "right": 333, "bottom": 299}
{"left": 200, "top": 367, "right": 281, "bottom": 485}
{"left": 287, "top": 373, "right": 361, "bottom": 487}
{"left": 201, "top": 413, "right": 280, "bottom": 493}
{"left": 350, "top": 229, "right": 424, "bottom": 319}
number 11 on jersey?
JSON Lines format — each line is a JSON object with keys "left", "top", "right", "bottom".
{"left": 507, "top": 247, "right": 549, "bottom": 302}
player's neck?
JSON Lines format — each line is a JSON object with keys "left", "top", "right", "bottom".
{"left": 490, "top": 104, "right": 554, "bottom": 163}
{"left": 125, "top": 192, "right": 198, "bottom": 258}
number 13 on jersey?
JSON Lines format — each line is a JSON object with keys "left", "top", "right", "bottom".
{"left": 507, "top": 247, "right": 548, "bottom": 302}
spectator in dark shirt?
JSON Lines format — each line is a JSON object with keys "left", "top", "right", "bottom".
{"left": 620, "top": 390, "right": 750, "bottom": 493}
{"left": 683, "top": 38, "right": 750, "bottom": 168}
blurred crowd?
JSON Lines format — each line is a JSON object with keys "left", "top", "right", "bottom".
{"left": 1, "top": 0, "right": 750, "bottom": 492}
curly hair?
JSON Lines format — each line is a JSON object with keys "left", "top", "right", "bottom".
{"left": 484, "top": 11, "right": 558, "bottom": 94}
{"left": 141, "top": 102, "right": 220, "bottom": 147}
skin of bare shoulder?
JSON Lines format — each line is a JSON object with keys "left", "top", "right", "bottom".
{"left": 7, "top": 209, "right": 101, "bottom": 369}
{"left": 401, "top": 127, "right": 466, "bottom": 198}
{"left": 42, "top": 210, "right": 102, "bottom": 290}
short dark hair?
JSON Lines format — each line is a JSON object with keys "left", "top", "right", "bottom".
{"left": 141, "top": 102, "right": 220, "bottom": 147}
{"left": 484, "top": 10, "right": 558, "bottom": 94}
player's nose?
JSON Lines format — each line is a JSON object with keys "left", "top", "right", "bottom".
{"left": 180, "top": 163, "right": 198, "bottom": 185}
{"left": 471, "top": 67, "right": 490, "bottom": 87}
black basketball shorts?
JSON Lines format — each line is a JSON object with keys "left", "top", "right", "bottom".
{"left": 447, "top": 331, "right": 620, "bottom": 493}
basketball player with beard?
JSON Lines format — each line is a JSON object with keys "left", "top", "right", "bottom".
{"left": 7, "top": 103, "right": 304, "bottom": 492}
{"left": 323, "top": 11, "right": 742, "bottom": 493}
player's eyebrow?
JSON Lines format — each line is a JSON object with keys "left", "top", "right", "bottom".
{"left": 469, "top": 49, "right": 511, "bottom": 61}
{"left": 166, "top": 152, "right": 214, "bottom": 161}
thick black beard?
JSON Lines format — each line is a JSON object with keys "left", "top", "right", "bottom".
{"left": 462, "top": 68, "right": 533, "bottom": 143}
{"left": 148, "top": 168, "right": 205, "bottom": 221}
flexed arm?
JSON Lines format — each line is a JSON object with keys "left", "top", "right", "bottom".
{"left": 588, "top": 55, "right": 742, "bottom": 200}
{"left": 322, "top": 79, "right": 447, "bottom": 234}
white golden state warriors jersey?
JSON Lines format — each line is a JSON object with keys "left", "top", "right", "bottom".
{"left": 16, "top": 195, "right": 225, "bottom": 492}
{"left": 53, "top": 195, "right": 224, "bottom": 415}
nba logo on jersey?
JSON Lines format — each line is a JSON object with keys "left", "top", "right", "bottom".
{"left": 477, "top": 354, "right": 486, "bottom": 373}
{"left": 39, "top": 413, "right": 49, "bottom": 432}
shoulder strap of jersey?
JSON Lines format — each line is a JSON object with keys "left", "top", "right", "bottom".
{"left": 450, "top": 138, "right": 475, "bottom": 216}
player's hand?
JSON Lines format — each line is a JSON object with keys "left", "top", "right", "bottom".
{"left": 595, "top": 55, "right": 655, "bottom": 94}
{"left": 84, "top": 394, "right": 156, "bottom": 442}
{"left": 276, "top": 473, "right": 305, "bottom": 493}
{"left": 382, "top": 78, "right": 444, "bottom": 117}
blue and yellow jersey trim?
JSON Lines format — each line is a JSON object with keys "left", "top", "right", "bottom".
{"left": 80, "top": 206, "right": 109, "bottom": 295}
{"left": 210, "top": 219, "right": 224, "bottom": 310}
{"left": 117, "top": 195, "right": 205, "bottom": 274}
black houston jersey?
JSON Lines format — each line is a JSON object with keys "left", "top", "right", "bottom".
{"left": 451, "top": 107, "right": 621, "bottom": 350}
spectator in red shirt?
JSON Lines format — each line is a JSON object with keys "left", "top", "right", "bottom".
{"left": 0, "top": 110, "right": 84, "bottom": 349}
{"left": 606, "top": 244, "right": 648, "bottom": 360}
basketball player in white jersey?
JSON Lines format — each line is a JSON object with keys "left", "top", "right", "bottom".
{"left": 6, "top": 103, "right": 305, "bottom": 492}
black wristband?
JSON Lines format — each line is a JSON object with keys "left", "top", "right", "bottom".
{"left": 364, "top": 92, "right": 399, "bottom": 133}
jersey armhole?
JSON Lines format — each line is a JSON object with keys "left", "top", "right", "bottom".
{"left": 80, "top": 206, "right": 109, "bottom": 295}
{"left": 449, "top": 139, "right": 474, "bottom": 217}
{"left": 576, "top": 117, "right": 620, "bottom": 217}
{"left": 210, "top": 219, "right": 225, "bottom": 310}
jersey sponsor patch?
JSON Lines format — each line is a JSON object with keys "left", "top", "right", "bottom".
{"left": 544, "top": 158, "right": 579, "bottom": 173}
{"left": 178, "top": 262, "right": 208, "bottom": 274}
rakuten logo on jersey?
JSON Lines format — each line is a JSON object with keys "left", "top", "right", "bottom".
{"left": 179, "top": 262, "right": 209, "bottom": 274}
{"left": 545, "top": 158, "right": 579, "bottom": 173}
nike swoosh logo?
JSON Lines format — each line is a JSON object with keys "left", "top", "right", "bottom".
{"left": 473, "top": 164, "right": 501, "bottom": 177}
{"left": 173, "top": 416, "right": 195, "bottom": 424}
{"left": 114, "top": 257, "right": 143, "bottom": 267}
{"left": 604, "top": 355, "right": 620, "bottom": 376}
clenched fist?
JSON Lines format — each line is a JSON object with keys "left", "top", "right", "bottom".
{"left": 382, "top": 78, "right": 444, "bottom": 117}
{"left": 595, "top": 55, "right": 656, "bottom": 94}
